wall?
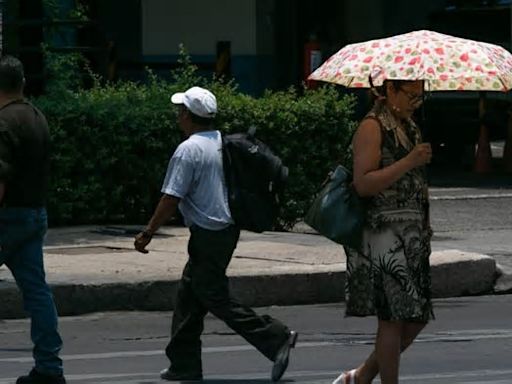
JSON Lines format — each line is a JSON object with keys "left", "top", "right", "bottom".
{"left": 342, "top": 0, "right": 446, "bottom": 42}
{"left": 141, "top": 0, "right": 256, "bottom": 56}
{"left": 141, "top": 0, "right": 277, "bottom": 93}
{"left": 342, "top": 0, "right": 385, "bottom": 43}
{"left": 383, "top": 0, "right": 448, "bottom": 36}
{"left": 254, "top": 0, "right": 276, "bottom": 90}
{"left": 95, "top": 0, "right": 141, "bottom": 63}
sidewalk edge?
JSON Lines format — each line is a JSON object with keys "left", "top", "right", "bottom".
{"left": 0, "top": 256, "right": 497, "bottom": 319}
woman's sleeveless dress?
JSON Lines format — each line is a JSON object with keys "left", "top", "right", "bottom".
{"left": 344, "top": 102, "right": 434, "bottom": 322}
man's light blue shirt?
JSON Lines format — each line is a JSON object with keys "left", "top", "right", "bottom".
{"left": 161, "top": 130, "right": 233, "bottom": 230}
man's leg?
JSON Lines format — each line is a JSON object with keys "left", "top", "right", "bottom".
{"left": 164, "top": 261, "right": 207, "bottom": 377}
{"left": 5, "top": 213, "right": 63, "bottom": 377}
{"left": 189, "top": 226, "right": 290, "bottom": 361}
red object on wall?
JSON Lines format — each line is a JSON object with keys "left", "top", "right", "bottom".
{"left": 304, "top": 39, "right": 322, "bottom": 89}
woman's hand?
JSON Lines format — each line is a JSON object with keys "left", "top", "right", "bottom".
{"left": 353, "top": 120, "right": 432, "bottom": 197}
{"left": 406, "top": 143, "right": 432, "bottom": 169}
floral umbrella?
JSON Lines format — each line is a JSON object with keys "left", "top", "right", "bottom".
{"left": 308, "top": 30, "right": 512, "bottom": 91}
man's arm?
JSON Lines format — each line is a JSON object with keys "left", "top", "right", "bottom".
{"left": 144, "top": 194, "right": 180, "bottom": 235}
{"left": 134, "top": 194, "right": 180, "bottom": 253}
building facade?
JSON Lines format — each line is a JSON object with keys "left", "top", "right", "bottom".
{"left": 1, "top": 0, "right": 511, "bottom": 95}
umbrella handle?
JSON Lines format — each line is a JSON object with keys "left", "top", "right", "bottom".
{"left": 421, "top": 97, "right": 428, "bottom": 142}
{"left": 368, "top": 75, "right": 378, "bottom": 94}
{"left": 369, "top": 75, "right": 375, "bottom": 89}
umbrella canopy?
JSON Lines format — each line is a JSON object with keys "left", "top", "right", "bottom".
{"left": 308, "top": 30, "right": 512, "bottom": 91}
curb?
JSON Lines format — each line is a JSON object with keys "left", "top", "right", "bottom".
{"left": 494, "top": 264, "right": 512, "bottom": 294}
{"left": 0, "top": 253, "right": 497, "bottom": 319}
{"left": 430, "top": 251, "right": 497, "bottom": 297}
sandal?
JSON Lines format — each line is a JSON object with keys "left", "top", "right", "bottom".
{"left": 332, "top": 368, "right": 357, "bottom": 384}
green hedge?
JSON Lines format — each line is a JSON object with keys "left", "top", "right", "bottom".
{"left": 34, "top": 59, "right": 356, "bottom": 228}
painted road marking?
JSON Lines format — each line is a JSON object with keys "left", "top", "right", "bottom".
{"left": 2, "top": 329, "right": 512, "bottom": 363}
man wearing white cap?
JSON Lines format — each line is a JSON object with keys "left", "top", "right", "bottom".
{"left": 134, "top": 86, "right": 297, "bottom": 382}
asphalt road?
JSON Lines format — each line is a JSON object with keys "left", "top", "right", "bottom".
{"left": 1, "top": 295, "right": 512, "bottom": 384}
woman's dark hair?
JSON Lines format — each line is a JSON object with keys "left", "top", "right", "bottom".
{"left": 0, "top": 56, "right": 25, "bottom": 93}
{"left": 369, "top": 79, "right": 405, "bottom": 102}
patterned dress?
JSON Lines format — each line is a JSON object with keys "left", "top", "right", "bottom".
{"left": 344, "top": 102, "right": 434, "bottom": 322}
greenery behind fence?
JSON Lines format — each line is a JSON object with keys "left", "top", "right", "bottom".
{"left": 34, "top": 52, "right": 357, "bottom": 228}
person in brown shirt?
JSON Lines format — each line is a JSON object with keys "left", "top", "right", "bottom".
{"left": 0, "top": 56, "right": 66, "bottom": 384}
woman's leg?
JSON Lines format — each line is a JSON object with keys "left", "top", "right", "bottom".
{"left": 401, "top": 321, "right": 427, "bottom": 352}
{"left": 376, "top": 320, "right": 402, "bottom": 384}
{"left": 355, "top": 321, "right": 427, "bottom": 383}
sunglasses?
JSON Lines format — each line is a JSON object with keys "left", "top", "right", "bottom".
{"left": 399, "top": 88, "right": 426, "bottom": 106}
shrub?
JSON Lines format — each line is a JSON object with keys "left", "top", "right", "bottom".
{"left": 34, "top": 54, "right": 356, "bottom": 228}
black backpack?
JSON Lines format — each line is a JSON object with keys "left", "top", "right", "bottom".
{"left": 222, "top": 127, "right": 288, "bottom": 232}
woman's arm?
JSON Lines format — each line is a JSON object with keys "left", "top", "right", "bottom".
{"left": 352, "top": 119, "right": 431, "bottom": 197}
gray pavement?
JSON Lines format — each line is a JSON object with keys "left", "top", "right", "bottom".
{"left": 0, "top": 220, "right": 498, "bottom": 319}
{"left": 3, "top": 297, "right": 512, "bottom": 383}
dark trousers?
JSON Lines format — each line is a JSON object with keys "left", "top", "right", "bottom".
{"left": 166, "top": 225, "right": 289, "bottom": 374}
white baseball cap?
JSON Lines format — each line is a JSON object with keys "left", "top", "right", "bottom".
{"left": 171, "top": 86, "right": 217, "bottom": 118}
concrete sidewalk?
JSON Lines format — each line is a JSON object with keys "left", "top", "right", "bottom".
{"left": 0, "top": 225, "right": 498, "bottom": 319}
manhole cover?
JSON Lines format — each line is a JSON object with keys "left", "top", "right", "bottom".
{"left": 46, "top": 246, "right": 133, "bottom": 255}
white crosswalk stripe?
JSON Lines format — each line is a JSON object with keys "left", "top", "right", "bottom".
{"left": 3, "top": 328, "right": 512, "bottom": 364}
{"left": 2, "top": 329, "right": 512, "bottom": 382}
{"left": 431, "top": 193, "right": 512, "bottom": 200}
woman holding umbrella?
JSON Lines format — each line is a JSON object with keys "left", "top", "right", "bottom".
{"left": 308, "top": 29, "right": 512, "bottom": 384}
{"left": 333, "top": 79, "right": 433, "bottom": 384}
